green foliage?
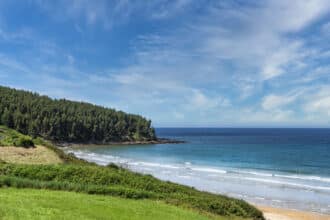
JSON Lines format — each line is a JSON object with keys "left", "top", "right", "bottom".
{"left": 0, "top": 188, "right": 217, "bottom": 220}
{"left": 0, "top": 125, "right": 34, "bottom": 148}
{"left": 32, "top": 137, "right": 91, "bottom": 165}
{"left": 14, "top": 137, "right": 34, "bottom": 148}
{"left": 0, "top": 127, "right": 263, "bottom": 219}
{"left": 0, "top": 164, "right": 264, "bottom": 220}
{"left": 0, "top": 86, "right": 156, "bottom": 143}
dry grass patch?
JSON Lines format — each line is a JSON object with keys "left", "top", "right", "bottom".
{"left": 0, "top": 145, "right": 63, "bottom": 164}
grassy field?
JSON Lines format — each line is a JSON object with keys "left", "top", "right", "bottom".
{"left": 0, "top": 163, "right": 264, "bottom": 219}
{"left": 0, "top": 188, "right": 223, "bottom": 220}
{"left": 0, "top": 125, "right": 264, "bottom": 220}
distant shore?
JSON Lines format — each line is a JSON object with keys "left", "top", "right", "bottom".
{"left": 57, "top": 138, "right": 185, "bottom": 148}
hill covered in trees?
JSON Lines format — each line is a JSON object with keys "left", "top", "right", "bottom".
{"left": 0, "top": 86, "right": 156, "bottom": 143}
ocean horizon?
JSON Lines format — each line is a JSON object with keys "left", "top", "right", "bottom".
{"left": 69, "top": 128, "right": 330, "bottom": 214}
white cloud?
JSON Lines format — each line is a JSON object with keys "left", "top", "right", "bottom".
{"left": 1, "top": 1, "right": 330, "bottom": 126}
{"left": 261, "top": 41, "right": 304, "bottom": 79}
{"left": 262, "top": 94, "right": 297, "bottom": 111}
{"left": 0, "top": 53, "right": 32, "bottom": 74}
{"left": 34, "top": 0, "right": 194, "bottom": 29}
{"left": 297, "top": 65, "right": 330, "bottom": 83}
{"left": 321, "top": 22, "right": 330, "bottom": 37}
{"left": 35, "top": 0, "right": 110, "bottom": 27}
{"left": 0, "top": 26, "right": 36, "bottom": 44}
{"left": 304, "top": 87, "right": 330, "bottom": 116}
{"left": 189, "top": 90, "right": 230, "bottom": 110}
{"left": 264, "top": 0, "right": 330, "bottom": 32}
{"left": 198, "top": 0, "right": 330, "bottom": 81}
{"left": 173, "top": 111, "right": 185, "bottom": 120}
{"left": 67, "top": 54, "right": 75, "bottom": 65}
{"left": 151, "top": 0, "right": 192, "bottom": 19}
{"left": 238, "top": 108, "right": 295, "bottom": 124}
{"left": 89, "top": 1, "right": 330, "bottom": 125}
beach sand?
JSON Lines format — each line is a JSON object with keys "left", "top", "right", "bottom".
{"left": 258, "top": 206, "right": 330, "bottom": 220}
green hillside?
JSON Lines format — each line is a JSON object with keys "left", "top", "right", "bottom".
{"left": 0, "top": 125, "right": 34, "bottom": 147}
{"left": 0, "top": 188, "right": 227, "bottom": 220}
{"left": 0, "top": 125, "right": 85, "bottom": 164}
{"left": 0, "top": 85, "right": 155, "bottom": 143}
{"left": 0, "top": 125, "right": 264, "bottom": 219}
{"left": 0, "top": 87, "right": 265, "bottom": 220}
{"left": 0, "top": 163, "right": 264, "bottom": 220}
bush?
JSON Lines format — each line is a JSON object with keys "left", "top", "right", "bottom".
{"left": 32, "top": 137, "right": 91, "bottom": 165}
{"left": 14, "top": 137, "right": 34, "bottom": 148}
{"left": 106, "top": 163, "right": 120, "bottom": 169}
{"left": 0, "top": 163, "right": 264, "bottom": 219}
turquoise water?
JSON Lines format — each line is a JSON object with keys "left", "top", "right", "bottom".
{"left": 70, "top": 128, "right": 330, "bottom": 213}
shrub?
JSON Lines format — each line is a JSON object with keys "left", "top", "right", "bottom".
{"left": 0, "top": 163, "right": 264, "bottom": 220}
{"left": 14, "top": 137, "right": 34, "bottom": 148}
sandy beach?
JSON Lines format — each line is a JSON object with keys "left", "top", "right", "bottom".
{"left": 258, "top": 206, "right": 330, "bottom": 220}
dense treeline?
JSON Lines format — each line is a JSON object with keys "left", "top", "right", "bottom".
{"left": 0, "top": 86, "right": 156, "bottom": 143}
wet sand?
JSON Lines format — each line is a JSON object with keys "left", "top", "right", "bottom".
{"left": 258, "top": 206, "right": 330, "bottom": 220}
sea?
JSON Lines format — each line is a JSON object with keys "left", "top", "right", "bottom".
{"left": 68, "top": 128, "right": 330, "bottom": 214}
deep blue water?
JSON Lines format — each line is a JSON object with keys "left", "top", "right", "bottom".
{"left": 70, "top": 128, "right": 330, "bottom": 213}
{"left": 155, "top": 128, "right": 330, "bottom": 176}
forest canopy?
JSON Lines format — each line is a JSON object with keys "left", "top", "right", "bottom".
{"left": 0, "top": 86, "right": 156, "bottom": 143}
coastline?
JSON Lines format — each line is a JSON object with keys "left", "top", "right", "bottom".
{"left": 258, "top": 205, "right": 330, "bottom": 220}
{"left": 67, "top": 146, "right": 330, "bottom": 219}
{"left": 57, "top": 138, "right": 185, "bottom": 148}
{"left": 69, "top": 147, "right": 330, "bottom": 219}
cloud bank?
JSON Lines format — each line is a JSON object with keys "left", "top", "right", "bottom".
{"left": 0, "top": 0, "right": 330, "bottom": 127}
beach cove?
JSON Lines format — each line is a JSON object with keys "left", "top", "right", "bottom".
{"left": 69, "top": 128, "right": 330, "bottom": 219}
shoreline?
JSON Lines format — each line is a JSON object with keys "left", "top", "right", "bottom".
{"left": 67, "top": 148, "right": 330, "bottom": 218}
{"left": 258, "top": 205, "right": 330, "bottom": 220}
{"left": 57, "top": 138, "right": 185, "bottom": 148}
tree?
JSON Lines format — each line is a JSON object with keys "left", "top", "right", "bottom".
{"left": 1, "top": 108, "right": 14, "bottom": 128}
{"left": 0, "top": 85, "right": 156, "bottom": 143}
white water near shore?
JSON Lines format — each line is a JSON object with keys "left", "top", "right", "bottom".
{"left": 68, "top": 149, "right": 330, "bottom": 214}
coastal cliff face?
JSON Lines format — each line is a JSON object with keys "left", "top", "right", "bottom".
{"left": 0, "top": 86, "right": 156, "bottom": 143}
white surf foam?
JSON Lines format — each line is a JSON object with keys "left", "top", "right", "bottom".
{"left": 244, "top": 177, "right": 330, "bottom": 191}
{"left": 68, "top": 149, "right": 330, "bottom": 214}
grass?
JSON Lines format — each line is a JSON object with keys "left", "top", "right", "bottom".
{"left": 0, "top": 188, "right": 223, "bottom": 220}
{"left": 0, "top": 125, "right": 264, "bottom": 220}
{"left": 0, "top": 126, "right": 34, "bottom": 147}
{"left": 0, "top": 126, "right": 63, "bottom": 164}
{"left": 0, "top": 164, "right": 264, "bottom": 219}
{"left": 0, "top": 145, "right": 63, "bottom": 164}
{"left": 0, "top": 126, "right": 86, "bottom": 165}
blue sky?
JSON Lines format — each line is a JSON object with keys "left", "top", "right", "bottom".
{"left": 0, "top": 0, "right": 330, "bottom": 127}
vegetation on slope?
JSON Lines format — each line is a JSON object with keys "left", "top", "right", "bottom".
{"left": 0, "top": 163, "right": 264, "bottom": 220}
{"left": 0, "top": 188, "right": 221, "bottom": 220}
{"left": 0, "top": 126, "right": 84, "bottom": 164}
{"left": 0, "top": 86, "right": 156, "bottom": 143}
{"left": 0, "top": 145, "right": 63, "bottom": 165}
{"left": 0, "top": 125, "right": 34, "bottom": 148}
{"left": 0, "top": 125, "right": 264, "bottom": 219}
